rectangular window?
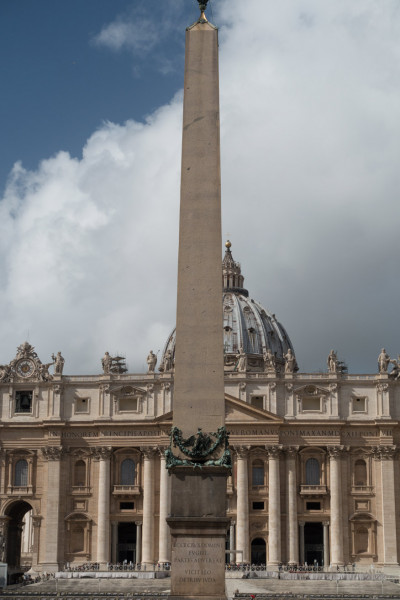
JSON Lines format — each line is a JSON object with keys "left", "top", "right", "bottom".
{"left": 119, "top": 397, "right": 138, "bottom": 412}
{"left": 306, "top": 501, "right": 321, "bottom": 511}
{"left": 251, "top": 396, "right": 263, "bottom": 410}
{"left": 252, "top": 466, "right": 264, "bottom": 486}
{"left": 120, "top": 502, "right": 134, "bottom": 510}
{"left": 252, "top": 501, "right": 264, "bottom": 510}
{"left": 15, "top": 391, "right": 32, "bottom": 414}
{"left": 302, "top": 397, "right": 321, "bottom": 411}
{"left": 352, "top": 397, "right": 366, "bottom": 413}
{"left": 75, "top": 398, "right": 90, "bottom": 414}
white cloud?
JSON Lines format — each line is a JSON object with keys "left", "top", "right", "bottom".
{"left": 1, "top": 0, "right": 400, "bottom": 374}
{"left": 93, "top": 19, "right": 159, "bottom": 54}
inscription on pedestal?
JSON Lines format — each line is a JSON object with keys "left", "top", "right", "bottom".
{"left": 172, "top": 536, "right": 225, "bottom": 595}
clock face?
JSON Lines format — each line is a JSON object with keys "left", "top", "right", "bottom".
{"left": 16, "top": 359, "right": 35, "bottom": 378}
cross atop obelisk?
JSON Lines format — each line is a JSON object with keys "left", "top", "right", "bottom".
{"left": 167, "top": 1, "right": 229, "bottom": 599}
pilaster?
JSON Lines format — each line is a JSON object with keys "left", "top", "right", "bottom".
{"left": 374, "top": 446, "right": 398, "bottom": 566}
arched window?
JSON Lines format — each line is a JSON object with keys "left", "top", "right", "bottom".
{"left": 354, "top": 459, "right": 367, "bottom": 486}
{"left": 355, "top": 526, "right": 369, "bottom": 554}
{"left": 121, "top": 459, "right": 135, "bottom": 485}
{"left": 15, "top": 459, "right": 28, "bottom": 486}
{"left": 305, "top": 458, "right": 320, "bottom": 485}
{"left": 252, "top": 460, "right": 264, "bottom": 486}
{"left": 74, "top": 460, "right": 86, "bottom": 487}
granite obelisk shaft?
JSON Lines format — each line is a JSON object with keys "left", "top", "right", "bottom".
{"left": 173, "top": 19, "right": 224, "bottom": 436}
{"left": 168, "top": 13, "right": 227, "bottom": 600}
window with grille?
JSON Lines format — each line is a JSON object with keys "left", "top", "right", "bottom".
{"left": 15, "top": 459, "right": 28, "bottom": 486}
{"left": 74, "top": 460, "right": 86, "bottom": 487}
{"left": 121, "top": 459, "right": 136, "bottom": 485}
{"left": 252, "top": 460, "right": 264, "bottom": 486}
{"left": 305, "top": 458, "right": 320, "bottom": 485}
{"left": 354, "top": 459, "right": 367, "bottom": 486}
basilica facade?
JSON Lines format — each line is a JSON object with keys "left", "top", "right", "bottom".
{"left": 0, "top": 244, "right": 399, "bottom": 574}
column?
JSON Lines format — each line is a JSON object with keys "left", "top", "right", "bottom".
{"left": 111, "top": 521, "right": 118, "bottom": 564}
{"left": 323, "top": 521, "right": 329, "bottom": 568}
{"left": 158, "top": 449, "right": 171, "bottom": 564}
{"left": 41, "top": 446, "right": 63, "bottom": 571}
{"left": 31, "top": 516, "right": 42, "bottom": 569}
{"left": 299, "top": 521, "right": 305, "bottom": 565}
{"left": 286, "top": 447, "right": 299, "bottom": 565}
{"left": 235, "top": 448, "right": 249, "bottom": 563}
{"left": 378, "top": 446, "right": 398, "bottom": 565}
{"left": 267, "top": 446, "right": 282, "bottom": 567}
{"left": 136, "top": 522, "right": 142, "bottom": 564}
{"left": 328, "top": 446, "right": 344, "bottom": 566}
{"left": 142, "top": 448, "right": 155, "bottom": 565}
{"left": 96, "top": 447, "right": 112, "bottom": 566}
{"left": 229, "top": 521, "right": 235, "bottom": 563}
{"left": 0, "top": 516, "right": 10, "bottom": 563}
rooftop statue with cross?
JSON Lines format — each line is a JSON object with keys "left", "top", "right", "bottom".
{"left": 197, "top": 1, "right": 210, "bottom": 13}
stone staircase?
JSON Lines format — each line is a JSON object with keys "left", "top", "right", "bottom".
{"left": 1, "top": 576, "right": 400, "bottom": 600}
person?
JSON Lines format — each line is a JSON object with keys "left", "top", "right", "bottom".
{"left": 389, "top": 357, "right": 400, "bottom": 380}
{"left": 102, "top": 352, "right": 112, "bottom": 374}
{"left": 147, "top": 350, "right": 157, "bottom": 373}
{"left": 236, "top": 346, "right": 247, "bottom": 372}
{"left": 378, "top": 348, "right": 390, "bottom": 373}
{"left": 39, "top": 362, "right": 53, "bottom": 381}
{"left": 327, "top": 350, "right": 337, "bottom": 373}
{"left": 163, "top": 349, "right": 174, "bottom": 372}
{"left": 263, "top": 348, "right": 276, "bottom": 372}
{"left": 52, "top": 351, "right": 65, "bottom": 375}
{"left": 284, "top": 348, "right": 297, "bottom": 373}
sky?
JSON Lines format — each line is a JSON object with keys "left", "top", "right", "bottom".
{"left": 1, "top": 0, "right": 400, "bottom": 375}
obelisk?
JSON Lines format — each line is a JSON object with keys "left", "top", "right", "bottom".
{"left": 166, "top": 2, "right": 229, "bottom": 600}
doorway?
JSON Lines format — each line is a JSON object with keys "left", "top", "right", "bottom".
{"left": 117, "top": 522, "right": 136, "bottom": 563}
{"left": 304, "top": 522, "right": 323, "bottom": 566}
{"left": 251, "top": 538, "right": 266, "bottom": 564}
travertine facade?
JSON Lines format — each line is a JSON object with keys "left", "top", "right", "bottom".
{"left": 1, "top": 248, "right": 400, "bottom": 574}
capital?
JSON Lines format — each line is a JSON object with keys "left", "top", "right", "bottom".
{"left": 141, "top": 447, "right": 157, "bottom": 460}
{"left": 234, "top": 446, "right": 250, "bottom": 459}
{"left": 266, "top": 445, "right": 283, "bottom": 458}
{"left": 372, "top": 445, "right": 396, "bottom": 460}
{"left": 92, "top": 446, "right": 113, "bottom": 461}
{"left": 285, "top": 446, "right": 299, "bottom": 458}
{"left": 41, "top": 446, "right": 64, "bottom": 461}
{"left": 327, "top": 445, "right": 345, "bottom": 459}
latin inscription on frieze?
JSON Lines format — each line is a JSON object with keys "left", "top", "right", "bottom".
{"left": 49, "top": 430, "right": 161, "bottom": 438}
{"left": 230, "top": 427, "right": 381, "bottom": 437}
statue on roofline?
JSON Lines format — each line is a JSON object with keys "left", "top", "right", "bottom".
{"left": 378, "top": 348, "right": 390, "bottom": 374}
{"left": 147, "top": 350, "right": 157, "bottom": 373}
{"left": 101, "top": 352, "right": 127, "bottom": 375}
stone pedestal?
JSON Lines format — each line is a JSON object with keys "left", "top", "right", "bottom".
{"left": 168, "top": 468, "right": 228, "bottom": 600}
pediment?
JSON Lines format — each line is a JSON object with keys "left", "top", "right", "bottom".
{"left": 155, "top": 395, "right": 283, "bottom": 425}
{"left": 224, "top": 394, "right": 283, "bottom": 424}
{"left": 294, "top": 384, "right": 331, "bottom": 397}
{"left": 109, "top": 385, "right": 146, "bottom": 397}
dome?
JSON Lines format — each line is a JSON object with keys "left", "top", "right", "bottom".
{"left": 159, "top": 242, "right": 295, "bottom": 373}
